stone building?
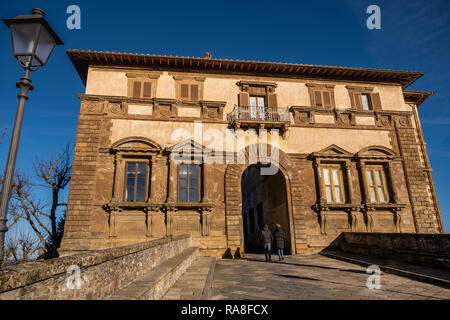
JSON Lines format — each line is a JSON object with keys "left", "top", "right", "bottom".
{"left": 60, "top": 50, "right": 444, "bottom": 257}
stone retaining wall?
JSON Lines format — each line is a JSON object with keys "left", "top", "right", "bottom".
{"left": 0, "top": 235, "right": 191, "bottom": 300}
{"left": 340, "top": 232, "right": 450, "bottom": 269}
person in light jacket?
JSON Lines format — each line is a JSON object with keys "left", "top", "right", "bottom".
{"left": 273, "top": 224, "right": 286, "bottom": 261}
{"left": 260, "top": 225, "right": 273, "bottom": 262}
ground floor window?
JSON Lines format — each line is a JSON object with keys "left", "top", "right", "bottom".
{"left": 366, "top": 167, "right": 389, "bottom": 203}
{"left": 125, "top": 162, "right": 147, "bottom": 202}
{"left": 178, "top": 164, "right": 200, "bottom": 202}
{"left": 322, "top": 166, "right": 345, "bottom": 203}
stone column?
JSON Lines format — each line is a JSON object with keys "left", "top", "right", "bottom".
{"left": 167, "top": 158, "right": 177, "bottom": 203}
{"left": 358, "top": 160, "right": 369, "bottom": 204}
{"left": 112, "top": 154, "right": 123, "bottom": 202}
{"left": 313, "top": 159, "right": 325, "bottom": 204}
{"left": 202, "top": 163, "right": 209, "bottom": 202}
{"left": 385, "top": 162, "right": 399, "bottom": 204}
{"left": 343, "top": 160, "right": 355, "bottom": 204}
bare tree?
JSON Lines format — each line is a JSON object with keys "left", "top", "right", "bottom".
{"left": 1, "top": 229, "right": 40, "bottom": 267}
{"left": 8, "top": 144, "right": 72, "bottom": 258}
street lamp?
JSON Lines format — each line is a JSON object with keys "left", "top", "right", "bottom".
{"left": 0, "top": 9, "right": 63, "bottom": 263}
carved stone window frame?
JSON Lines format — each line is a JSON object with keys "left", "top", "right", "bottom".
{"left": 236, "top": 80, "right": 278, "bottom": 108}
{"left": 306, "top": 83, "right": 336, "bottom": 109}
{"left": 346, "top": 85, "right": 382, "bottom": 111}
{"left": 173, "top": 75, "right": 205, "bottom": 104}
{"left": 110, "top": 137, "right": 163, "bottom": 204}
{"left": 126, "top": 73, "right": 160, "bottom": 99}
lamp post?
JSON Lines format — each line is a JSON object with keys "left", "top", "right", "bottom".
{"left": 0, "top": 9, "right": 63, "bottom": 263}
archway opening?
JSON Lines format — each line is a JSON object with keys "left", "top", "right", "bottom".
{"left": 241, "top": 165, "right": 291, "bottom": 254}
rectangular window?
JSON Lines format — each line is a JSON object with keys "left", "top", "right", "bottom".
{"left": 312, "top": 89, "right": 334, "bottom": 109}
{"left": 322, "top": 167, "right": 345, "bottom": 203}
{"left": 178, "top": 164, "right": 200, "bottom": 202}
{"left": 125, "top": 162, "right": 147, "bottom": 202}
{"left": 361, "top": 93, "right": 373, "bottom": 110}
{"left": 131, "top": 81, "right": 152, "bottom": 99}
{"left": 249, "top": 96, "right": 266, "bottom": 119}
{"left": 180, "top": 84, "right": 200, "bottom": 101}
{"left": 366, "top": 168, "right": 388, "bottom": 203}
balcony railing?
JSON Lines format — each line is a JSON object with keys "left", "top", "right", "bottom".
{"left": 227, "top": 105, "right": 290, "bottom": 124}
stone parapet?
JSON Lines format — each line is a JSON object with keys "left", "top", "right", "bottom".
{"left": 0, "top": 235, "right": 191, "bottom": 300}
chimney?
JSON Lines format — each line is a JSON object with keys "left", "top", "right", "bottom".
{"left": 204, "top": 52, "right": 212, "bottom": 59}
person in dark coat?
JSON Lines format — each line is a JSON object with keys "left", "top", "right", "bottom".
{"left": 260, "top": 224, "right": 273, "bottom": 262}
{"left": 273, "top": 224, "right": 286, "bottom": 261}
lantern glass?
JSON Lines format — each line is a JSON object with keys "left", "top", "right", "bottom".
{"left": 11, "top": 22, "right": 40, "bottom": 66}
{"left": 34, "top": 24, "right": 56, "bottom": 66}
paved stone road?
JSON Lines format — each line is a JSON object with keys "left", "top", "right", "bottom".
{"left": 210, "top": 254, "right": 450, "bottom": 300}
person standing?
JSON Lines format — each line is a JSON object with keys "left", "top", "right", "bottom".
{"left": 260, "top": 224, "right": 273, "bottom": 262}
{"left": 273, "top": 224, "right": 286, "bottom": 261}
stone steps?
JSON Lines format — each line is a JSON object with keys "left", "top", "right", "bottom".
{"left": 162, "top": 256, "right": 216, "bottom": 300}
{"left": 106, "top": 247, "right": 199, "bottom": 300}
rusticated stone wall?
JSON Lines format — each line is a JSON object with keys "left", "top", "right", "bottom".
{"left": 0, "top": 235, "right": 191, "bottom": 300}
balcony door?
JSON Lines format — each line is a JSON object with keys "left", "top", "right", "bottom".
{"left": 250, "top": 96, "right": 266, "bottom": 120}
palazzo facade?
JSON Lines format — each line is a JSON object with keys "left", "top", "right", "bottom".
{"left": 60, "top": 50, "right": 444, "bottom": 257}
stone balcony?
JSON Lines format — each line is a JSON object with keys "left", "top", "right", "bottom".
{"left": 227, "top": 105, "right": 290, "bottom": 135}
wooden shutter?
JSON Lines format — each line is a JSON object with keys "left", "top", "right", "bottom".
{"left": 371, "top": 92, "right": 382, "bottom": 110}
{"left": 181, "top": 84, "right": 189, "bottom": 99}
{"left": 239, "top": 92, "right": 249, "bottom": 107}
{"left": 267, "top": 93, "right": 278, "bottom": 108}
{"left": 191, "top": 84, "right": 199, "bottom": 100}
{"left": 354, "top": 93, "right": 363, "bottom": 110}
{"left": 143, "top": 82, "right": 152, "bottom": 98}
{"left": 132, "top": 81, "right": 141, "bottom": 98}
{"left": 314, "top": 90, "right": 323, "bottom": 107}
{"left": 330, "top": 91, "right": 336, "bottom": 108}
{"left": 323, "top": 91, "right": 332, "bottom": 109}
{"left": 349, "top": 91, "right": 356, "bottom": 109}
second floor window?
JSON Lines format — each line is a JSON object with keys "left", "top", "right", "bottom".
{"left": 131, "top": 81, "right": 152, "bottom": 99}
{"left": 180, "top": 84, "right": 199, "bottom": 101}
{"left": 361, "top": 94, "right": 373, "bottom": 111}
{"left": 125, "top": 162, "right": 147, "bottom": 202}
{"left": 178, "top": 164, "right": 199, "bottom": 202}
{"left": 322, "top": 167, "right": 345, "bottom": 203}
{"left": 249, "top": 96, "right": 266, "bottom": 119}
{"left": 366, "top": 167, "right": 388, "bottom": 203}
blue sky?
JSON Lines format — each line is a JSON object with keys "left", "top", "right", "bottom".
{"left": 0, "top": 0, "right": 449, "bottom": 231}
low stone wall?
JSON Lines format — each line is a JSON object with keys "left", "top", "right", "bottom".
{"left": 0, "top": 235, "right": 191, "bottom": 300}
{"left": 340, "top": 232, "right": 450, "bottom": 269}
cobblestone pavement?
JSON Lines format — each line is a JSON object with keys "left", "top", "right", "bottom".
{"left": 210, "top": 254, "right": 450, "bottom": 300}
{"left": 162, "top": 256, "right": 213, "bottom": 300}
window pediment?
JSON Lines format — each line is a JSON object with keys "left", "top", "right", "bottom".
{"left": 356, "top": 146, "right": 397, "bottom": 160}
{"left": 111, "top": 137, "right": 162, "bottom": 153}
{"left": 310, "top": 144, "right": 353, "bottom": 159}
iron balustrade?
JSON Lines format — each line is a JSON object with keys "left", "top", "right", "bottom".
{"left": 227, "top": 105, "right": 290, "bottom": 123}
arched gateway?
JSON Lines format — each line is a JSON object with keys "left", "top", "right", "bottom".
{"left": 224, "top": 144, "right": 307, "bottom": 257}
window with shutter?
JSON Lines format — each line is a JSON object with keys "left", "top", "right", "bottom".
{"left": 142, "top": 82, "right": 152, "bottom": 98}
{"left": 181, "top": 84, "right": 189, "bottom": 99}
{"left": 191, "top": 84, "right": 199, "bottom": 100}
{"left": 361, "top": 94, "right": 373, "bottom": 110}
{"left": 323, "top": 91, "right": 332, "bottom": 109}
{"left": 314, "top": 90, "right": 323, "bottom": 107}
{"left": 132, "top": 81, "right": 141, "bottom": 98}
